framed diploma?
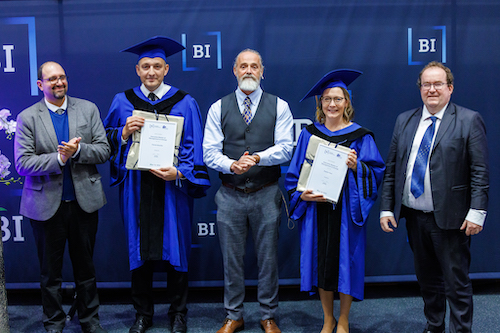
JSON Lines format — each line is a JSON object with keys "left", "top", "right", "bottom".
{"left": 305, "top": 143, "right": 350, "bottom": 203}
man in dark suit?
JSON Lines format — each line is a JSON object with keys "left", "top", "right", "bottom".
{"left": 14, "top": 61, "right": 110, "bottom": 333}
{"left": 380, "top": 61, "right": 489, "bottom": 333}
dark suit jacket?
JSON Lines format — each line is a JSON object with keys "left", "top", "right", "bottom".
{"left": 14, "top": 96, "right": 111, "bottom": 221}
{"left": 380, "top": 102, "right": 489, "bottom": 230}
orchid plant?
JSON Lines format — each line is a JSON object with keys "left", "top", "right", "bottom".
{"left": 0, "top": 108, "right": 20, "bottom": 186}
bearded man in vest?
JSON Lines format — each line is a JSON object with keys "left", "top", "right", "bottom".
{"left": 203, "top": 49, "right": 294, "bottom": 333}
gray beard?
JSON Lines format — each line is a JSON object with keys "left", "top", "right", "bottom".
{"left": 239, "top": 76, "right": 260, "bottom": 92}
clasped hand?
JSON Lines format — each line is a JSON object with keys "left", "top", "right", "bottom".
{"left": 231, "top": 151, "right": 258, "bottom": 175}
{"left": 58, "top": 137, "right": 81, "bottom": 164}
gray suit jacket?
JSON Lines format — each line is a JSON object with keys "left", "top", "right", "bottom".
{"left": 14, "top": 96, "right": 111, "bottom": 221}
{"left": 380, "top": 102, "right": 489, "bottom": 230}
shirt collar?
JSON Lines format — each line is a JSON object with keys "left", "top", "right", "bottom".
{"left": 235, "top": 86, "right": 263, "bottom": 106}
{"left": 44, "top": 96, "right": 68, "bottom": 113}
{"left": 422, "top": 102, "right": 448, "bottom": 122}
{"left": 140, "top": 82, "right": 171, "bottom": 100}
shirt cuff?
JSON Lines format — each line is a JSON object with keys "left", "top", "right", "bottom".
{"left": 57, "top": 153, "right": 66, "bottom": 166}
{"left": 72, "top": 144, "right": 82, "bottom": 160}
{"left": 465, "top": 209, "right": 487, "bottom": 227}
{"left": 223, "top": 159, "right": 236, "bottom": 174}
{"left": 121, "top": 136, "right": 128, "bottom": 145}
{"left": 380, "top": 211, "right": 394, "bottom": 219}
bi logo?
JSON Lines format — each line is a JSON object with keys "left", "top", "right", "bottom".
{"left": 407, "top": 26, "right": 447, "bottom": 65}
{"left": 181, "top": 32, "right": 222, "bottom": 71}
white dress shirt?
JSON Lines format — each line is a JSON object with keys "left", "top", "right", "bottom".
{"left": 203, "top": 86, "right": 294, "bottom": 174}
{"left": 139, "top": 81, "right": 171, "bottom": 100}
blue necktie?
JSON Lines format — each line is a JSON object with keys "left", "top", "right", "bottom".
{"left": 243, "top": 96, "right": 252, "bottom": 124}
{"left": 411, "top": 116, "right": 437, "bottom": 198}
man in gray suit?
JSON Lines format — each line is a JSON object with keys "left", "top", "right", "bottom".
{"left": 14, "top": 61, "right": 110, "bottom": 333}
{"left": 380, "top": 61, "right": 489, "bottom": 333}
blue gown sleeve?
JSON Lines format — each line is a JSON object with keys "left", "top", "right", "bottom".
{"left": 103, "top": 93, "right": 132, "bottom": 187}
{"left": 284, "top": 128, "right": 312, "bottom": 221}
{"left": 175, "top": 96, "right": 210, "bottom": 198}
{"left": 347, "top": 134, "right": 386, "bottom": 226}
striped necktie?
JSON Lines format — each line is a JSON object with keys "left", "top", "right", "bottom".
{"left": 243, "top": 96, "right": 252, "bottom": 124}
{"left": 148, "top": 92, "right": 158, "bottom": 101}
{"left": 410, "top": 116, "right": 437, "bottom": 198}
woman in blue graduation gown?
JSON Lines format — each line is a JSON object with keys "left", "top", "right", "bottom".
{"left": 285, "top": 70, "right": 385, "bottom": 333}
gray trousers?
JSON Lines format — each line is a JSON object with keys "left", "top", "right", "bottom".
{"left": 215, "top": 183, "right": 281, "bottom": 321}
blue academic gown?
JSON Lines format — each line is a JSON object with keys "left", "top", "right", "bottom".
{"left": 285, "top": 122, "right": 385, "bottom": 300}
{"left": 103, "top": 86, "right": 210, "bottom": 272}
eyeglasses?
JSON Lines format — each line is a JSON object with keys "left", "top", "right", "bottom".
{"left": 41, "top": 75, "right": 67, "bottom": 84}
{"left": 421, "top": 82, "right": 446, "bottom": 90}
{"left": 321, "top": 96, "right": 344, "bottom": 105}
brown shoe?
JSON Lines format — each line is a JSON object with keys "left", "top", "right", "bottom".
{"left": 260, "top": 319, "right": 281, "bottom": 333}
{"left": 216, "top": 318, "right": 245, "bottom": 333}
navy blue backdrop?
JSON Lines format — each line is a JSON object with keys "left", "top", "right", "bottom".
{"left": 1, "top": 0, "right": 499, "bottom": 289}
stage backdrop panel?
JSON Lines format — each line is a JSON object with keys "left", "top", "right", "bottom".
{"left": 1, "top": 0, "right": 499, "bottom": 288}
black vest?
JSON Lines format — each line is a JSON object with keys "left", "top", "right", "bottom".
{"left": 219, "top": 92, "right": 281, "bottom": 190}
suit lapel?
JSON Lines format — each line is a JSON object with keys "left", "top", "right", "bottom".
{"left": 37, "top": 100, "right": 60, "bottom": 149}
{"left": 67, "top": 96, "right": 77, "bottom": 139}
{"left": 432, "top": 103, "right": 455, "bottom": 151}
{"left": 403, "top": 108, "right": 422, "bottom": 161}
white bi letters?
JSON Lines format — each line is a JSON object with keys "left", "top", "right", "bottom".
{"left": 418, "top": 38, "right": 437, "bottom": 53}
{"left": 1, "top": 215, "right": 24, "bottom": 242}
{"left": 192, "top": 44, "right": 211, "bottom": 59}
{"left": 1, "top": 44, "right": 15, "bottom": 73}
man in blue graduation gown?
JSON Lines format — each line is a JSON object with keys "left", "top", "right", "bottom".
{"left": 103, "top": 36, "right": 210, "bottom": 333}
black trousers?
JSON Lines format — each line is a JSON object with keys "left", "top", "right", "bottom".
{"left": 404, "top": 206, "right": 473, "bottom": 333}
{"left": 131, "top": 260, "right": 188, "bottom": 320}
{"left": 31, "top": 201, "right": 100, "bottom": 331}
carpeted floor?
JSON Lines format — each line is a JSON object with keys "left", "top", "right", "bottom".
{"left": 6, "top": 281, "right": 500, "bottom": 333}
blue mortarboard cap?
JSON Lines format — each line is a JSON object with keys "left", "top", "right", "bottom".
{"left": 300, "top": 69, "right": 363, "bottom": 102}
{"left": 120, "top": 36, "right": 185, "bottom": 62}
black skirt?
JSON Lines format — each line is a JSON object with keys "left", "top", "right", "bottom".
{"left": 316, "top": 195, "right": 342, "bottom": 291}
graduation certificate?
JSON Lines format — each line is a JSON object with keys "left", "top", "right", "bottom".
{"left": 305, "top": 143, "right": 350, "bottom": 203}
{"left": 137, "top": 120, "right": 177, "bottom": 169}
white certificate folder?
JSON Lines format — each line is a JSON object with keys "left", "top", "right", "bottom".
{"left": 137, "top": 120, "right": 177, "bottom": 169}
{"left": 305, "top": 143, "right": 350, "bottom": 204}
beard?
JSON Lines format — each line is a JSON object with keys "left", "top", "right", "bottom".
{"left": 238, "top": 74, "right": 260, "bottom": 92}
{"left": 51, "top": 84, "right": 67, "bottom": 100}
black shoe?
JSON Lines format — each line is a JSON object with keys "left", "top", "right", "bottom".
{"left": 170, "top": 313, "right": 187, "bottom": 333}
{"left": 47, "top": 330, "right": 62, "bottom": 333}
{"left": 423, "top": 329, "right": 445, "bottom": 333}
{"left": 130, "top": 315, "right": 153, "bottom": 333}
{"left": 82, "top": 323, "right": 107, "bottom": 333}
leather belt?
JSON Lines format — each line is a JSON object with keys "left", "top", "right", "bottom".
{"left": 222, "top": 181, "right": 277, "bottom": 194}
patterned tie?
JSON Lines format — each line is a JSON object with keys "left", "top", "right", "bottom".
{"left": 148, "top": 92, "right": 158, "bottom": 101}
{"left": 56, "top": 108, "right": 65, "bottom": 115}
{"left": 243, "top": 96, "right": 252, "bottom": 124}
{"left": 411, "top": 116, "right": 437, "bottom": 198}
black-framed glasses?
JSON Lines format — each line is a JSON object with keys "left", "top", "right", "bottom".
{"left": 321, "top": 96, "right": 344, "bottom": 105}
{"left": 421, "top": 82, "right": 446, "bottom": 90}
{"left": 41, "top": 75, "right": 67, "bottom": 84}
